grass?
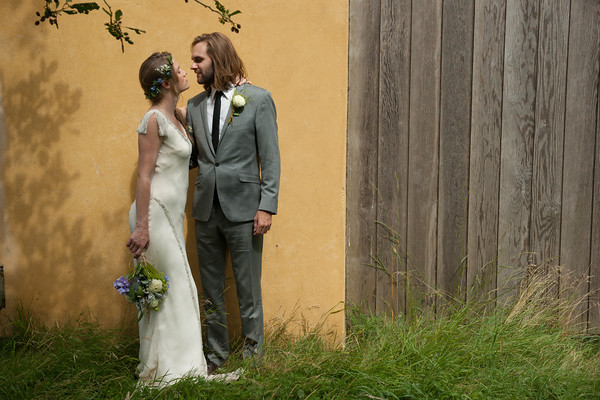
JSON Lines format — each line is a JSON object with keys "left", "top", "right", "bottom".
{"left": 1, "top": 267, "right": 600, "bottom": 399}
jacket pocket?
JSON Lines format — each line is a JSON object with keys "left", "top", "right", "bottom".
{"left": 238, "top": 173, "right": 260, "bottom": 184}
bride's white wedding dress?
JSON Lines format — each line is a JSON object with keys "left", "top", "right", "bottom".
{"left": 128, "top": 109, "right": 239, "bottom": 386}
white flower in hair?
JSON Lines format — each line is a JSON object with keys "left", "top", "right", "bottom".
{"left": 155, "top": 63, "right": 172, "bottom": 77}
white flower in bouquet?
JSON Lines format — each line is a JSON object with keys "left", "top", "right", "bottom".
{"left": 149, "top": 297, "right": 160, "bottom": 309}
{"left": 148, "top": 279, "right": 164, "bottom": 293}
{"left": 232, "top": 94, "right": 246, "bottom": 108}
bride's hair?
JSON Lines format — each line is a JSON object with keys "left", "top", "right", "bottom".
{"left": 191, "top": 33, "right": 246, "bottom": 91}
{"left": 139, "top": 52, "right": 179, "bottom": 104}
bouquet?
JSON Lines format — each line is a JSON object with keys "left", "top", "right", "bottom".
{"left": 113, "top": 255, "right": 169, "bottom": 320}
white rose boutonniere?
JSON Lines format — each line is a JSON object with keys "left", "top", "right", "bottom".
{"left": 232, "top": 94, "right": 246, "bottom": 109}
{"left": 229, "top": 91, "right": 249, "bottom": 124}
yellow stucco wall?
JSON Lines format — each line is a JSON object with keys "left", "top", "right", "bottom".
{"left": 0, "top": 0, "right": 348, "bottom": 339}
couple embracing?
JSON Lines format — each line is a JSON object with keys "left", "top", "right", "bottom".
{"left": 126, "top": 32, "right": 280, "bottom": 386}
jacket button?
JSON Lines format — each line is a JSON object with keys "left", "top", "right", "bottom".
{"left": 215, "top": 163, "right": 220, "bottom": 167}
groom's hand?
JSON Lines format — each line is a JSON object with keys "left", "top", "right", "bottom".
{"left": 253, "top": 210, "right": 272, "bottom": 235}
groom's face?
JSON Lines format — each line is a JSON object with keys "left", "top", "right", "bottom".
{"left": 190, "top": 41, "right": 214, "bottom": 87}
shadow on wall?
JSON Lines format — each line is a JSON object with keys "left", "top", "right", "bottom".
{"left": 0, "top": 54, "right": 242, "bottom": 332}
{"left": 0, "top": 60, "right": 129, "bottom": 324}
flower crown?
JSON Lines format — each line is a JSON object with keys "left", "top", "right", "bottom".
{"left": 145, "top": 56, "right": 174, "bottom": 100}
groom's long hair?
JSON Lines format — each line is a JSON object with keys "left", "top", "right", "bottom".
{"left": 192, "top": 32, "right": 247, "bottom": 91}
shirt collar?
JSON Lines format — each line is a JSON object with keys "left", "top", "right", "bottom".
{"left": 211, "top": 85, "right": 235, "bottom": 101}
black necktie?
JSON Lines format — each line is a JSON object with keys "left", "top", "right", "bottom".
{"left": 212, "top": 91, "right": 223, "bottom": 151}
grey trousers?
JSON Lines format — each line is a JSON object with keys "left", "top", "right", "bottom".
{"left": 195, "top": 201, "right": 264, "bottom": 366}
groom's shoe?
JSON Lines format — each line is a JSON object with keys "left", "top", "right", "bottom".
{"left": 207, "top": 360, "right": 219, "bottom": 375}
{"left": 242, "top": 339, "right": 264, "bottom": 368}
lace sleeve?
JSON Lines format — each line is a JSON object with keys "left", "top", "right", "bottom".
{"left": 136, "top": 110, "right": 169, "bottom": 137}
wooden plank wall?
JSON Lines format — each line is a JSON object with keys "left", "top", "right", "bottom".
{"left": 347, "top": 0, "right": 600, "bottom": 329}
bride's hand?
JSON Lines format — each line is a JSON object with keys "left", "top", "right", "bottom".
{"left": 126, "top": 228, "right": 149, "bottom": 258}
{"left": 234, "top": 76, "right": 252, "bottom": 86}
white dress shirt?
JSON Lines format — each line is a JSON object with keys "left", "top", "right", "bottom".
{"left": 207, "top": 85, "right": 235, "bottom": 141}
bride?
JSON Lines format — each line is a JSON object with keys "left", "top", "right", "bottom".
{"left": 126, "top": 52, "right": 239, "bottom": 386}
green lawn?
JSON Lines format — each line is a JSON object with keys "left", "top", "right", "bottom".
{"left": 2, "top": 267, "right": 599, "bottom": 399}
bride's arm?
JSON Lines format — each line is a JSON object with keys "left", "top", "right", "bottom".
{"left": 126, "top": 113, "right": 162, "bottom": 258}
{"left": 177, "top": 106, "right": 200, "bottom": 162}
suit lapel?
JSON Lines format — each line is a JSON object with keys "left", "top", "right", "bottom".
{"left": 196, "top": 93, "right": 215, "bottom": 157}
{"left": 219, "top": 86, "right": 241, "bottom": 144}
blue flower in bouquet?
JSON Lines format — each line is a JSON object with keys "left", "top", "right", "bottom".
{"left": 113, "top": 276, "right": 130, "bottom": 295}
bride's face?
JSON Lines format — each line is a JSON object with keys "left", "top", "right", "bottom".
{"left": 190, "top": 41, "right": 214, "bottom": 86}
{"left": 172, "top": 60, "right": 190, "bottom": 94}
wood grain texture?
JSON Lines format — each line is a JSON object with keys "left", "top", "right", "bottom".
{"left": 437, "top": 0, "right": 474, "bottom": 302}
{"left": 529, "top": 0, "right": 569, "bottom": 269}
{"left": 347, "top": 0, "right": 600, "bottom": 329}
{"left": 590, "top": 66, "right": 600, "bottom": 333}
{"left": 467, "top": 0, "right": 506, "bottom": 296}
{"left": 560, "top": 0, "right": 600, "bottom": 325}
{"left": 0, "top": 266, "right": 4, "bottom": 309}
{"left": 406, "top": 0, "right": 442, "bottom": 311}
{"left": 496, "top": 0, "right": 539, "bottom": 302}
{"left": 376, "top": 0, "right": 411, "bottom": 315}
{"left": 346, "top": 0, "right": 381, "bottom": 314}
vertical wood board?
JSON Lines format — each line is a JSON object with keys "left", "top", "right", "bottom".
{"left": 529, "top": 0, "right": 570, "bottom": 267}
{"left": 346, "top": 0, "right": 381, "bottom": 313}
{"left": 560, "top": 0, "right": 600, "bottom": 325}
{"left": 437, "top": 0, "right": 475, "bottom": 300}
{"left": 376, "top": 0, "right": 412, "bottom": 315}
{"left": 467, "top": 0, "right": 507, "bottom": 294}
{"left": 589, "top": 71, "right": 600, "bottom": 332}
{"left": 497, "top": 0, "right": 539, "bottom": 300}
{"left": 406, "top": 0, "right": 442, "bottom": 310}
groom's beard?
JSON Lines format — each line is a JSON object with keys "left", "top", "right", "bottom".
{"left": 197, "top": 65, "right": 214, "bottom": 88}
{"left": 198, "top": 75, "right": 213, "bottom": 86}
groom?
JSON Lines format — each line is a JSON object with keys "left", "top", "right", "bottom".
{"left": 187, "top": 32, "right": 280, "bottom": 371}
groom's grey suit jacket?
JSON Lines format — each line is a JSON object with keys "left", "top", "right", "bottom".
{"left": 187, "top": 84, "right": 280, "bottom": 222}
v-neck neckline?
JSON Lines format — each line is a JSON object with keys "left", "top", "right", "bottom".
{"left": 151, "top": 109, "right": 189, "bottom": 143}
